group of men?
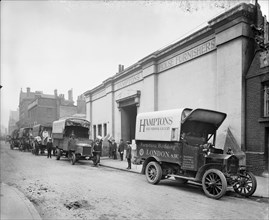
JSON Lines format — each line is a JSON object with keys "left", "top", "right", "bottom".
{"left": 33, "top": 135, "right": 53, "bottom": 158}
{"left": 94, "top": 137, "right": 132, "bottom": 169}
{"left": 109, "top": 138, "right": 125, "bottom": 161}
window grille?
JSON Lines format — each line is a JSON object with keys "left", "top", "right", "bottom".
{"left": 265, "top": 85, "right": 269, "bottom": 117}
{"left": 98, "top": 124, "right": 102, "bottom": 137}
{"left": 93, "top": 125, "right": 96, "bottom": 140}
{"left": 103, "top": 123, "right": 107, "bottom": 137}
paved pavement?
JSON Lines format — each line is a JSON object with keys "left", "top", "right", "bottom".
{"left": 1, "top": 157, "right": 268, "bottom": 220}
{"left": 0, "top": 183, "right": 42, "bottom": 220}
{"left": 99, "top": 157, "right": 269, "bottom": 199}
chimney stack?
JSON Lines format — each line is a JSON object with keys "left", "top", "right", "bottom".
{"left": 54, "top": 89, "right": 58, "bottom": 98}
{"left": 118, "top": 64, "right": 124, "bottom": 73}
{"left": 68, "top": 89, "right": 73, "bottom": 102}
{"left": 27, "top": 87, "right": 30, "bottom": 97}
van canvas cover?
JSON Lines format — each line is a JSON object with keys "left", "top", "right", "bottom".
{"left": 52, "top": 118, "right": 90, "bottom": 134}
{"left": 135, "top": 108, "right": 191, "bottom": 141}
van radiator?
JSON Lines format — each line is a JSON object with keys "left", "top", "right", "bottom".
{"left": 83, "top": 147, "right": 92, "bottom": 155}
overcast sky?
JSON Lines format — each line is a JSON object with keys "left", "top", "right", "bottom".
{"left": 1, "top": 0, "right": 269, "bottom": 128}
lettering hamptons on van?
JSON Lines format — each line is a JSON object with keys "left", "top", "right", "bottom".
{"left": 139, "top": 117, "right": 173, "bottom": 132}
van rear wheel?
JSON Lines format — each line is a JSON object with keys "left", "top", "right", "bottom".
{"left": 145, "top": 161, "right": 162, "bottom": 185}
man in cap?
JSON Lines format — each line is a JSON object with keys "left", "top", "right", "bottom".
{"left": 46, "top": 138, "right": 53, "bottom": 158}
{"left": 126, "top": 141, "right": 132, "bottom": 169}
{"left": 93, "top": 136, "right": 102, "bottom": 166}
{"left": 118, "top": 139, "right": 125, "bottom": 161}
{"left": 111, "top": 138, "right": 117, "bottom": 160}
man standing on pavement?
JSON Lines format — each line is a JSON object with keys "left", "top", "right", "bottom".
{"left": 118, "top": 139, "right": 125, "bottom": 161}
{"left": 126, "top": 141, "right": 132, "bottom": 169}
{"left": 93, "top": 136, "right": 102, "bottom": 166}
{"left": 46, "top": 138, "right": 53, "bottom": 158}
{"left": 111, "top": 138, "right": 117, "bottom": 160}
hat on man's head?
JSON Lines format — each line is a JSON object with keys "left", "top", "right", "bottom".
{"left": 126, "top": 141, "right": 131, "bottom": 144}
{"left": 97, "top": 135, "right": 102, "bottom": 140}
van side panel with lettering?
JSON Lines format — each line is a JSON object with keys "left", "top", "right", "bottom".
{"left": 134, "top": 108, "right": 257, "bottom": 200}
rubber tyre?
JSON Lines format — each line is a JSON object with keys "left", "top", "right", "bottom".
{"left": 202, "top": 169, "right": 227, "bottom": 199}
{"left": 233, "top": 171, "right": 257, "bottom": 197}
{"left": 71, "top": 153, "right": 76, "bottom": 165}
{"left": 175, "top": 177, "right": 188, "bottom": 184}
{"left": 56, "top": 149, "right": 61, "bottom": 160}
{"left": 145, "top": 161, "right": 162, "bottom": 185}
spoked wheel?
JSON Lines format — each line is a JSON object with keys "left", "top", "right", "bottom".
{"left": 202, "top": 169, "right": 227, "bottom": 199}
{"left": 145, "top": 161, "right": 162, "bottom": 184}
{"left": 233, "top": 171, "right": 257, "bottom": 197}
{"left": 71, "top": 153, "right": 76, "bottom": 165}
{"left": 56, "top": 148, "right": 61, "bottom": 160}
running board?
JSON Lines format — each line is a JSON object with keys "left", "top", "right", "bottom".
{"left": 167, "top": 175, "right": 197, "bottom": 182}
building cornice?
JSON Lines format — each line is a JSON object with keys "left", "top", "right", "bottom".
{"left": 84, "top": 3, "right": 257, "bottom": 98}
{"left": 208, "top": 3, "right": 255, "bottom": 28}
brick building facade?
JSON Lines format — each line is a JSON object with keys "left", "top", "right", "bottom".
{"left": 246, "top": 50, "right": 269, "bottom": 175}
{"left": 18, "top": 88, "right": 86, "bottom": 129}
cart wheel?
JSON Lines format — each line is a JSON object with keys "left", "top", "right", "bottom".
{"left": 233, "top": 171, "right": 257, "bottom": 197}
{"left": 202, "top": 169, "right": 227, "bottom": 199}
{"left": 145, "top": 161, "right": 162, "bottom": 185}
{"left": 71, "top": 153, "right": 76, "bottom": 165}
{"left": 175, "top": 177, "right": 188, "bottom": 184}
{"left": 56, "top": 149, "right": 61, "bottom": 160}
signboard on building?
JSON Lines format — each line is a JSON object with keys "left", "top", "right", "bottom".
{"left": 158, "top": 39, "right": 216, "bottom": 72}
{"left": 115, "top": 72, "right": 143, "bottom": 90}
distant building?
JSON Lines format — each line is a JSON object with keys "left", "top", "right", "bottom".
{"left": 18, "top": 87, "right": 84, "bottom": 128}
{"left": 27, "top": 89, "right": 77, "bottom": 126}
{"left": 18, "top": 87, "right": 37, "bottom": 128}
{"left": 77, "top": 94, "right": 86, "bottom": 114}
{"left": 8, "top": 110, "right": 19, "bottom": 134}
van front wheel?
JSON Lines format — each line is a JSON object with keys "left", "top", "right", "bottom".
{"left": 202, "top": 169, "right": 227, "bottom": 199}
{"left": 145, "top": 161, "right": 162, "bottom": 185}
{"left": 56, "top": 149, "right": 61, "bottom": 160}
{"left": 71, "top": 153, "right": 76, "bottom": 165}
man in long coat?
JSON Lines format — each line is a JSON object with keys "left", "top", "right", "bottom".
{"left": 126, "top": 141, "right": 132, "bottom": 169}
{"left": 93, "top": 136, "right": 102, "bottom": 166}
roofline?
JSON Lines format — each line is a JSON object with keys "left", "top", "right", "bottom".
{"left": 84, "top": 3, "right": 256, "bottom": 97}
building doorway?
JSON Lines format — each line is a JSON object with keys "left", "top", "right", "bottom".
{"left": 121, "top": 104, "right": 137, "bottom": 142}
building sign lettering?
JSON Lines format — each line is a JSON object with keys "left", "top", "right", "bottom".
{"left": 158, "top": 39, "right": 216, "bottom": 72}
{"left": 116, "top": 72, "right": 143, "bottom": 90}
{"left": 92, "top": 90, "right": 106, "bottom": 100}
